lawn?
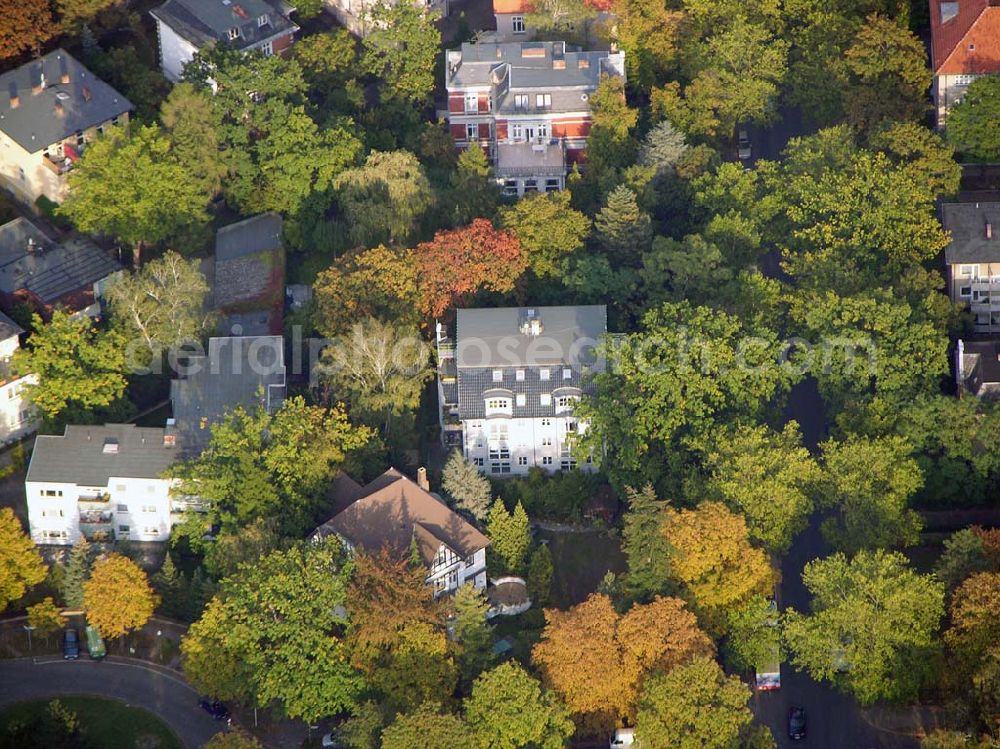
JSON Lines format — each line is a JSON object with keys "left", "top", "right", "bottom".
{"left": 0, "top": 696, "right": 182, "bottom": 749}
{"left": 536, "top": 528, "right": 627, "bottom": 609}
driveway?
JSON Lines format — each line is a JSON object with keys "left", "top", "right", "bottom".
{"left": 0, "top": 657, "right": 223, "bottom": 748}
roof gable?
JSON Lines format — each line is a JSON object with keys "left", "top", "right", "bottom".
{"left": 931, "top": 0, "right": 1000, "bottom": 74}
{"left": 0, "top": 50, "right": 132, "bottom": 153}
{"left": 312, "top": 469, "right": 490, "bottom": 562}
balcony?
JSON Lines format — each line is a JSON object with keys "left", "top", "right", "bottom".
{"left": 78, "top": 491, "right": 111, "bottom": 504}
{"left": 79, "top": 510, "right": 113, "bottom": 542}
{"left": 495, "top": 139, "right": 567, "bottom": 179}
{"left": 170, "top": 498, "right": 209, "bottom": 513}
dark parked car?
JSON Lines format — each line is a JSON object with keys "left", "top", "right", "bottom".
{"left": 788, "top": 706, "right": 807, "bottom": 740}
{"left": 62, "top": 628, "right": 79, "bottom": 660}
{"left": 199, "top": 699, "right": 231, "bottom": 724}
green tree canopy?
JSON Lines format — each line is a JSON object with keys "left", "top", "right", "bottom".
{"left": 441, "top": 450, "right": 493, "bottom": 522}
{"left": 452, "top": 582, "right": 495, "bottom": 686}
{"left": 581, "top": 301, "right": 796, "bottom": 492}
{"left": 486, "top": 500, "right": 532, "bottom": 576}
{"left": 361, "top": 2, "right": 440, "bottom": 104}
{"left": 818, "top": 435, "right": 923, "bottom": 552}
{"left": 319, "top": 317, "right": 431, "bottom": 437}
{"left": 171, "top": 397, "right": 373, "bottom": 535}
{"left": 500, "top": 191, "right": 590, "bottom": 278}
{"left": 784, "top": 549, "right": 945, "bottom": 704}
{"left": 59, "top": 124, "right": 208, "bottom": 264}
{"left": 621, "top": 485, "right": 674, "bottom": 601}
{"left": 946, "top": 75, "right": 1000, "bottom": 163}
{"left": 159, "top": 82, "right": 227, "bottom": 198}
{"left": 182, "top": 539, "right": 362, "bottom": 721}
{"left": 635, "top": 656, "right": 754, "bottom": 749}
{"left": 381, "top": 703, "right": 475, "bottom": 749}
{"left": 703, "top": 422, "right": 820, "bottom": 554}
{"left": 465, "top": 662, "right": 575, "bottom": 749}
{"left": 13, "top": 312, "right": 128, "bottom": 420}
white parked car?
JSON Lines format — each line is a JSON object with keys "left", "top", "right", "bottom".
{"left": 610, "top": 728, "right": 636, "bottom": 747}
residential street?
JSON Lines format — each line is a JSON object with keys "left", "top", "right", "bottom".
{"left": 0, "top": 657, "right": 222, "bottom": 748}
{"left": 749, "top": 379, "right": 928, "bottom": 749}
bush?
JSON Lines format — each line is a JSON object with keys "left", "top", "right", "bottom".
{"left": 34, "top": 196, "right": 71, "bottom": 231}
{"left": 491, "top": 469, "right": 604, "bottom": 522}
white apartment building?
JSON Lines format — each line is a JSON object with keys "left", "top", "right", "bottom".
{"left": 438, "top": 305, "right": 606, "bottom": 476}
{"left": 26, "top": 424, "right": 181, "bottom": 545}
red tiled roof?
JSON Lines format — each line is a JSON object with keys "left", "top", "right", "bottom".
{"left": 494, "top": 0, "right": 531, "bottom": 13}
{"left": 930, "top": 0, "right": 1000, "bottom": 75}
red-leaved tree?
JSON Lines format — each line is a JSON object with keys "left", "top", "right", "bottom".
{"left": 415, "top": 219, "right": 526, "bottom": 318}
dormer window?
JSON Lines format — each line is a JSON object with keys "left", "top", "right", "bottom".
{"left": 492, "top": 369, "right": 503, "bottom": 382}
{"left": 486, "top": 397, "right": 512, "bottom": 415}
{"left": 514, "top": 94, "right": 528, "bottom": 110}
{"left": 227, "top": 27, "right": 241, "bottom": 41}
{"left": 258, "top": 13, "right": 269, "bottom": 26}
{"left": 536, "top": 93, "right": 551, "bottom": 108}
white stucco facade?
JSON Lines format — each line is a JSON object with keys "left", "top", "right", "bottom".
{"left": 26, "top": 475, "right": 176, "bottom": 546}
{"left": 463, "top": 412, "right": 593, "bottom": 476}
{"left": 153, "top": 16, "right": 201, "bottom": 83}
{"left": 428, "top": 545, "right": 487, "bottom": 594}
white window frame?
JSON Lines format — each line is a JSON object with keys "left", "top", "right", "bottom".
{"left": 465, "top": 92, "right": 479, "bottom": 113}
{"left": 492, "top": 369, "right": 503, "bottom": 382}
{"left": 516, "top": 369, "right": 525, "bottom": 381}
{"left": 227, "top": 27, "right": 241, "bottom": 41}
{"left": 536, "top": 93, "right": 551, "bottom": 108}
{"left": 514, "top": 94, "right": 528, "bottom": 110}
{"left": 261, "top": 40, "right": 273, "bottom": 56}
{"left": 540, "top": 393, "right": 552, "bottom": 406}
{"left": 510, "top": 123, "right": 524, "bottom": 141}
{"left": 960, "top": 264, "right": 977, "bottom": 277}
{"left": 539, "top": 368, "right": 550, "bottom": 381}
{"left": 466, "top": 123, "right": 477, "bottom": 141}
{"left": 258, "top": 13, "right": 269, "bottom": 26}
{"left": 516, "top": 393, "right": 526, "bottom": 406}
{"left": 511, "top": 15, "right": 526, "bottom": 33}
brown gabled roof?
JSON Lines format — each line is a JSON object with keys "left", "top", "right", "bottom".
{"left": 312, "top": 468, "right": 490, "bottom": 565}
{"left": 930, "top": 0, "right": 1000, "bottom": 75}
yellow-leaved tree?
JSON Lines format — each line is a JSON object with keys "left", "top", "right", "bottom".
{"left": 0, "top": 508, "right": 46, "bottom": 613}
{"left": 531, "top": 593, "right": 713, "bottom": 733}
{"left": 83, "top": 554, "right": 159, "bottom": 639}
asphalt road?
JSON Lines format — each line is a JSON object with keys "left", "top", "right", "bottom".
{"left": 0, "top": 657, "right": 223, "bottom": 748}
{"left": 748, "top": 379, "right": 921, "bottom": 749}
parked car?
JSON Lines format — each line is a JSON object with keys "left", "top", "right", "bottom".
{"left": 62, "top": 628, "right": 79, "bottom": 660}
{"left": 199, "top": 699, "right": 231, "bottom": 724}
{"left": 737, "top": 128, "right": 752, "bottom": 160}
{"left": 788, "top": 706, "right": 807, "bottom": 740}
{"left": 84, "top": 625, "right": 105, "bottom": 660}
{"left": 321, "top": 733, "right": 343, "bottom": 748}
{"left": 610, "top": 728, "right": 636, "bottom": 747}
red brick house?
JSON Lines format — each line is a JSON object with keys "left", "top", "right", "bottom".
{"left": 930, "top": 0, "right": 1000, "bottom": 126}
{"left": 445, "top": 41, "right": 625, "bottom": 197}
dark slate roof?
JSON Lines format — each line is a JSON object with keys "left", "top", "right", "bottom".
{"left": 215, "top": 212, "right": 283, "bottom": 262}
{"left": 170, "top": 335, "right": 286, "bottom": 456}
{"left": 456, "top": 305, "right": 606, "bottom": 368}
{"left": 0, "top": 218, "right": 121, "bottom": 305}
{"left": 0, "top": 310, "right": 22, "bottom": 343}
{"left": 455, "top": 305, "right": 606, "bottom": 419}
{"left": 943, "top": 202, "right": 1000, "bottom": 264}
{"left": 151, "top": 0, "right": 298, "bottom": 50}
{"left": 27, "top": 424, "right": 178, "bottom": 485}
{"left": 313, "top": 468, "right": 489, "bottom": 563}
{"left": 0, "top": 50, "right": 132, "bottom": 153}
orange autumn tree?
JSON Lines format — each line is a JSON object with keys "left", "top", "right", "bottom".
{"left": 0, "top": 0, "right": 53, "bottom": 60}
{"left": 945, "top": 571, "right": 1000, "bottom": 671}
{"left": 83, "top": 554, "right": 159, "bottom": 639}
{"left": 415, "top": 219, "right": 527, "bottom": 318}
{"left": 531, "top": 593, "right": 713, "bottom": 732}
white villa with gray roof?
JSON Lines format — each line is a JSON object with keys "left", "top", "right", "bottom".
{"left": 0, "top": 50, "right": 132, "bottom": 206}
{"left": 437, "top": 305, "right": 606, "bottom": 476}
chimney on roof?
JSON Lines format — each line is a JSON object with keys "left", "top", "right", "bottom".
{"left": 82, "top": 86, "right": 91, "bottom": 102}
{"left": 578, "top": 57, "right": 589, "bottom": 69}
{"left": 553, "top": 59, "right": 566, "bottom": 70}
{"left": 59, "top": 55, "right": 70, "bottom": 85}
{"left": 9, "top": 94, "right": 18, "bottom": 109}
{"left": 988, "top": 222, "right": 993, "bottom": 240}
{"left": 417, "top": 466, "right": 429, "bottom": 491}
{"left": 54, "top": 101, "right": 64, "bottom": 117}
